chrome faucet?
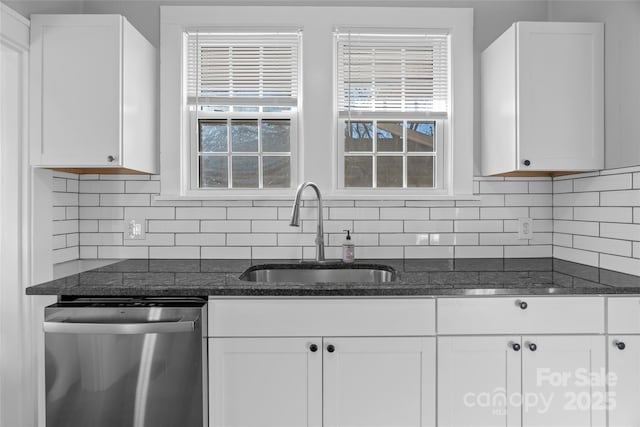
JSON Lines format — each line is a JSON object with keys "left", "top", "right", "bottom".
{"left": 290, "top": 182, "right": 325, "bottom": 262}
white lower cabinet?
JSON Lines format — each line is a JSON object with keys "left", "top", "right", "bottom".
{"left": 438, "top": 335, "right": 606, "bottom": 427}
{"left": 209, "top": 337, "right": 322, "bottom": 427}
{"left": 323, "top": 337, "right": 435, "bottom": 427}
{"left": 608, "top": 336, "right": 640, "bottom": 427}
{"left": 438, "top": 336, "right": 522, "bottom": 426}
{"left": 209, "top": 336, "right": 435, "bottom": 427}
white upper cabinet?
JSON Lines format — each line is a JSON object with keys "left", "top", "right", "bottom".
{"left": 481, "top": 22, "right": 604, "bottom": 176}
{"left": 30, "top": 15, "right": 157, "bottom": 174}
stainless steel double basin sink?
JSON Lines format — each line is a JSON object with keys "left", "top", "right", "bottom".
{"left": 239, "top": 263, "right": 396, "bottom": 284}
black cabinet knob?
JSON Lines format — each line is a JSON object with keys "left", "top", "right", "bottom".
{"left": 615, "top": 341, "right": 626, "bottom": 351}
{"left": 327, "top": 344, "right": 335, "bottom": 353}
{"left": 523, "top": 159, "right": 531, "bottom": 166}
{"left": 512, "top": 343, "right": 521, "bottom": 352}
{"left": 309, "top": 344, "right": 318, "bottom": 352}
{"left": 528, "top": 343, "right": 537, "bottom": 352}
{"left": 517, "top": 300, "right": 528, "bottom": 310}
{"left": 107, "top": 155, "right": 116, "bottom": 162}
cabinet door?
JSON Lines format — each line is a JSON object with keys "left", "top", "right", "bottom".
{"left": 521, "top": 335, "right": 606, "bottom": 427}
{"left": 438, "top": 336, "right": 522, "bottom": 427}
{"left": 31, "top": 15, "right": 122, "bottom": 167}
{"left": 209, "top": 337, "right": 322, "bottom": 427}
{"left": 517, "top": 22, "right": 604, "bottom": 171}
{"left": 608, "top": 336, "right": 640, "bottom": 427}
{"left": 323, "top": 337, "right": 435, "bottom": 427}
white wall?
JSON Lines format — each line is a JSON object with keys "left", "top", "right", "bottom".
{"left": 548, "top": 0, "right": 640, "bottom": 170}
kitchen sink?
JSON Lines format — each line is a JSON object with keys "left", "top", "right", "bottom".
{"left": 239, "top": 263, "right": 397, "bottom": 283}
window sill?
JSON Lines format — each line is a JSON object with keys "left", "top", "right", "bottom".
{"left": 154, "top": 192, "right": 479, "bottom": 202}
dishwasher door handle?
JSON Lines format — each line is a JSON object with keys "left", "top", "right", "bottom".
{"left": 43, "top": 319, "right": 195, "bottom": 335}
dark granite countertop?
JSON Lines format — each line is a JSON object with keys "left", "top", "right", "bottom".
{"left": 25, "top": 258, "right": 640, "bottom": 297}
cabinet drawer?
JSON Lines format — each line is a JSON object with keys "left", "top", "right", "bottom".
{"left": 208, "top": 298, "right": 435, "bottom": 337}
{"left": 608, "top": 297, "right": 640, "bottom": 333}
{"left": 438, "top": 297, "right": 604, "bottom": 334}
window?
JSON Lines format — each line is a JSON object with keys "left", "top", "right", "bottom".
{"left": 336, "top": 31, "right": 449, "bottom": 190}
{"left": 160, "top": 7, "right": 473, "bottom": 199}
{"left": 186, "top": 31, "right": 300, "bottom": 190}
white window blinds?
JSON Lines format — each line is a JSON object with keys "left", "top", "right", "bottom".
{"left": 336, "top": 31, "right": 449, "bottom": 117}
{"left": 186, "top": 31, "right": 300, "bottom": 106}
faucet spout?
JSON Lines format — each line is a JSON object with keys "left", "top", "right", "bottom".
{"left": 290, "top": 182, "right": 325, "bottom": 262}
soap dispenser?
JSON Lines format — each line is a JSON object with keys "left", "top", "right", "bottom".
{"left": 342, "top": 230, "right": 355, "bottom": 263}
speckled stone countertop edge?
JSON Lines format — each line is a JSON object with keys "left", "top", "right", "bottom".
{"left": 25, "top": 258, "right": 640, "bottom": 297}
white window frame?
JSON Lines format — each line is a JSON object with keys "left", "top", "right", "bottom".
{"left": 160, "top": 6, "right": 473, "bottom": 200}
{"left": 189, "top": 109, "right": 298, "bottom": 191}
{"left": 337, "top": 118, "right": 445, "bottom": 191}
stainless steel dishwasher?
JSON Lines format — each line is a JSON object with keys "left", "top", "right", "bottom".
{"left": 44, "top": 297, "right": 207, "bottom": 427}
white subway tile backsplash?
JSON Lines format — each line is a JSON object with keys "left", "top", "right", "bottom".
{"left": 148, "top": 220, "right": 199, "bottom": 233}
{"left": 504, "top": 245, "right": 552, "bottom": 258}
{"left": 405, "top": 246, "right": 454, "bottom": 259}
{"left": 378, "top": 233, "right": 428, "bottom": 246}
{"left": 354, "top": 221, "right": 403, "bottom": 233}
{"left": 277, "top": 233, "right": 316, "bottom": 246}
{"left": 429, "top": 233, "right": 478, "bottom": 246}
{"left": 252, "top": 246, "right": 302, "bottom": 259}
{"left": 79, "top": 220, "right": 98, "bottom": 233}
{"left": 404, "top": 220, "right": 453, "bottom": 233}
{"left": 80, "top": 233, "right": 123, "bottom": 246}
{"left": 79, "top": 194, "right": 99, "bottom": 206}
{"left": 328, "top": 232, "right": 378, "bottom": 246}
{"left": 100, "top": 193, "right": 151, "bottom": 207}
{"left": 227, "top": 233, "right": 277, "bottom": 246}
{"left": 455, "top": 246, "right": 503, "bottom": 258}
{"left": 505, "top": 194, "right": 552, "bottom": 206}
{"left": 528, "top": 181, "right": 552, "bottom": 194}
{"left": 125, "top": 233, "right": 175, "bottom": 246}
{"left": 553, "top": 220, "right": 599, "bottom": 236}
{"left": 574, "top": 207, "right": 633, "bottom": 223}
{"left": 454, "top": 220, "right": 502, "bottom": 233}
{"left": 599, "top": 254, "right": 640, "bottom": 276}
{"left": 53, "top": 247, "right": 79, "bottom": 264}
{"left": 79, "top": 180, "right": 124, "bottom": 194}
{"left": 175, "top": 233, "right": 225, "bottom": 246}
{"left": 80, "top": 207, "right": 124, "bottom": 220}
{"left": 456, "top": 194, "right": 505, "bottom": 207}
{"left": 52, "top": 168, "right": 638, "bottom": 278}
{"left": 330, "top": 207, "right": 379, "bottom": 220}
{"left": 98, "top": 246, "right": 148, "bottom": 258}
{"left": 53, "top": 220, "right": 79, "bottom": 235}
{"left": 553, "top": 192, "right": 600, "bottom": 207}
{"left": 573, "top": 235, "right": 632, "bottom": 257}
{"left": 176, "top": 207, "right": 226, "bottom": 220}
{"left": 80, "top": 246, "right": 98, "bottom": 259}
{"left": 125, "top": 180, "right": 161, "bottom": 194}
{"left": 553, "top": 179, "right": 573, "bottom": 194}
{"left": 553, "top": 233, "right": 573, "bottom": 248}
{"left": 379, "top": 207, "right": 429, "bottom": 220}
{"left": 124, "top": 207, "right": 175, "bottom": 220}
{"left": 201, "top": 220, "right": 251, "bottom": 233}
{"left": 573, "top": 174, "right": 632, "bottom": 192}
{"left": 600, "top": 190, "right": 640, "bottom": 206}
{"left": 228, "top": 207, "right": 278, "bottom": 220}
{"left": 201, "top": 246, "right": 251, "bottom": 259}
{"left": 553, "top": 246, "right": 599, "bottom": 267}
{"left": 430, "top": 207, "right": 479, "bottom": 220}
{"left": 480, "top": 207, "right": 529, "bottom": 220}
{"left": 600, "top": 223, "right": 640, "bottom": 241}
{"left": 479, "top": 181, "right": 528, "bottom": 194}
{"left": 149, "top": 246, "right": 200, "bottom": 259}
{"left": 52, "top": 234, "right": 66, "bottom": 250}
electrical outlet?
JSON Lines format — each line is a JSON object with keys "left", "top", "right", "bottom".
{"left": 124, "top": 218, "right": 146, "bottom": 240}
{"left": 518, "top": 217, "right": 533, "bottom": 240}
